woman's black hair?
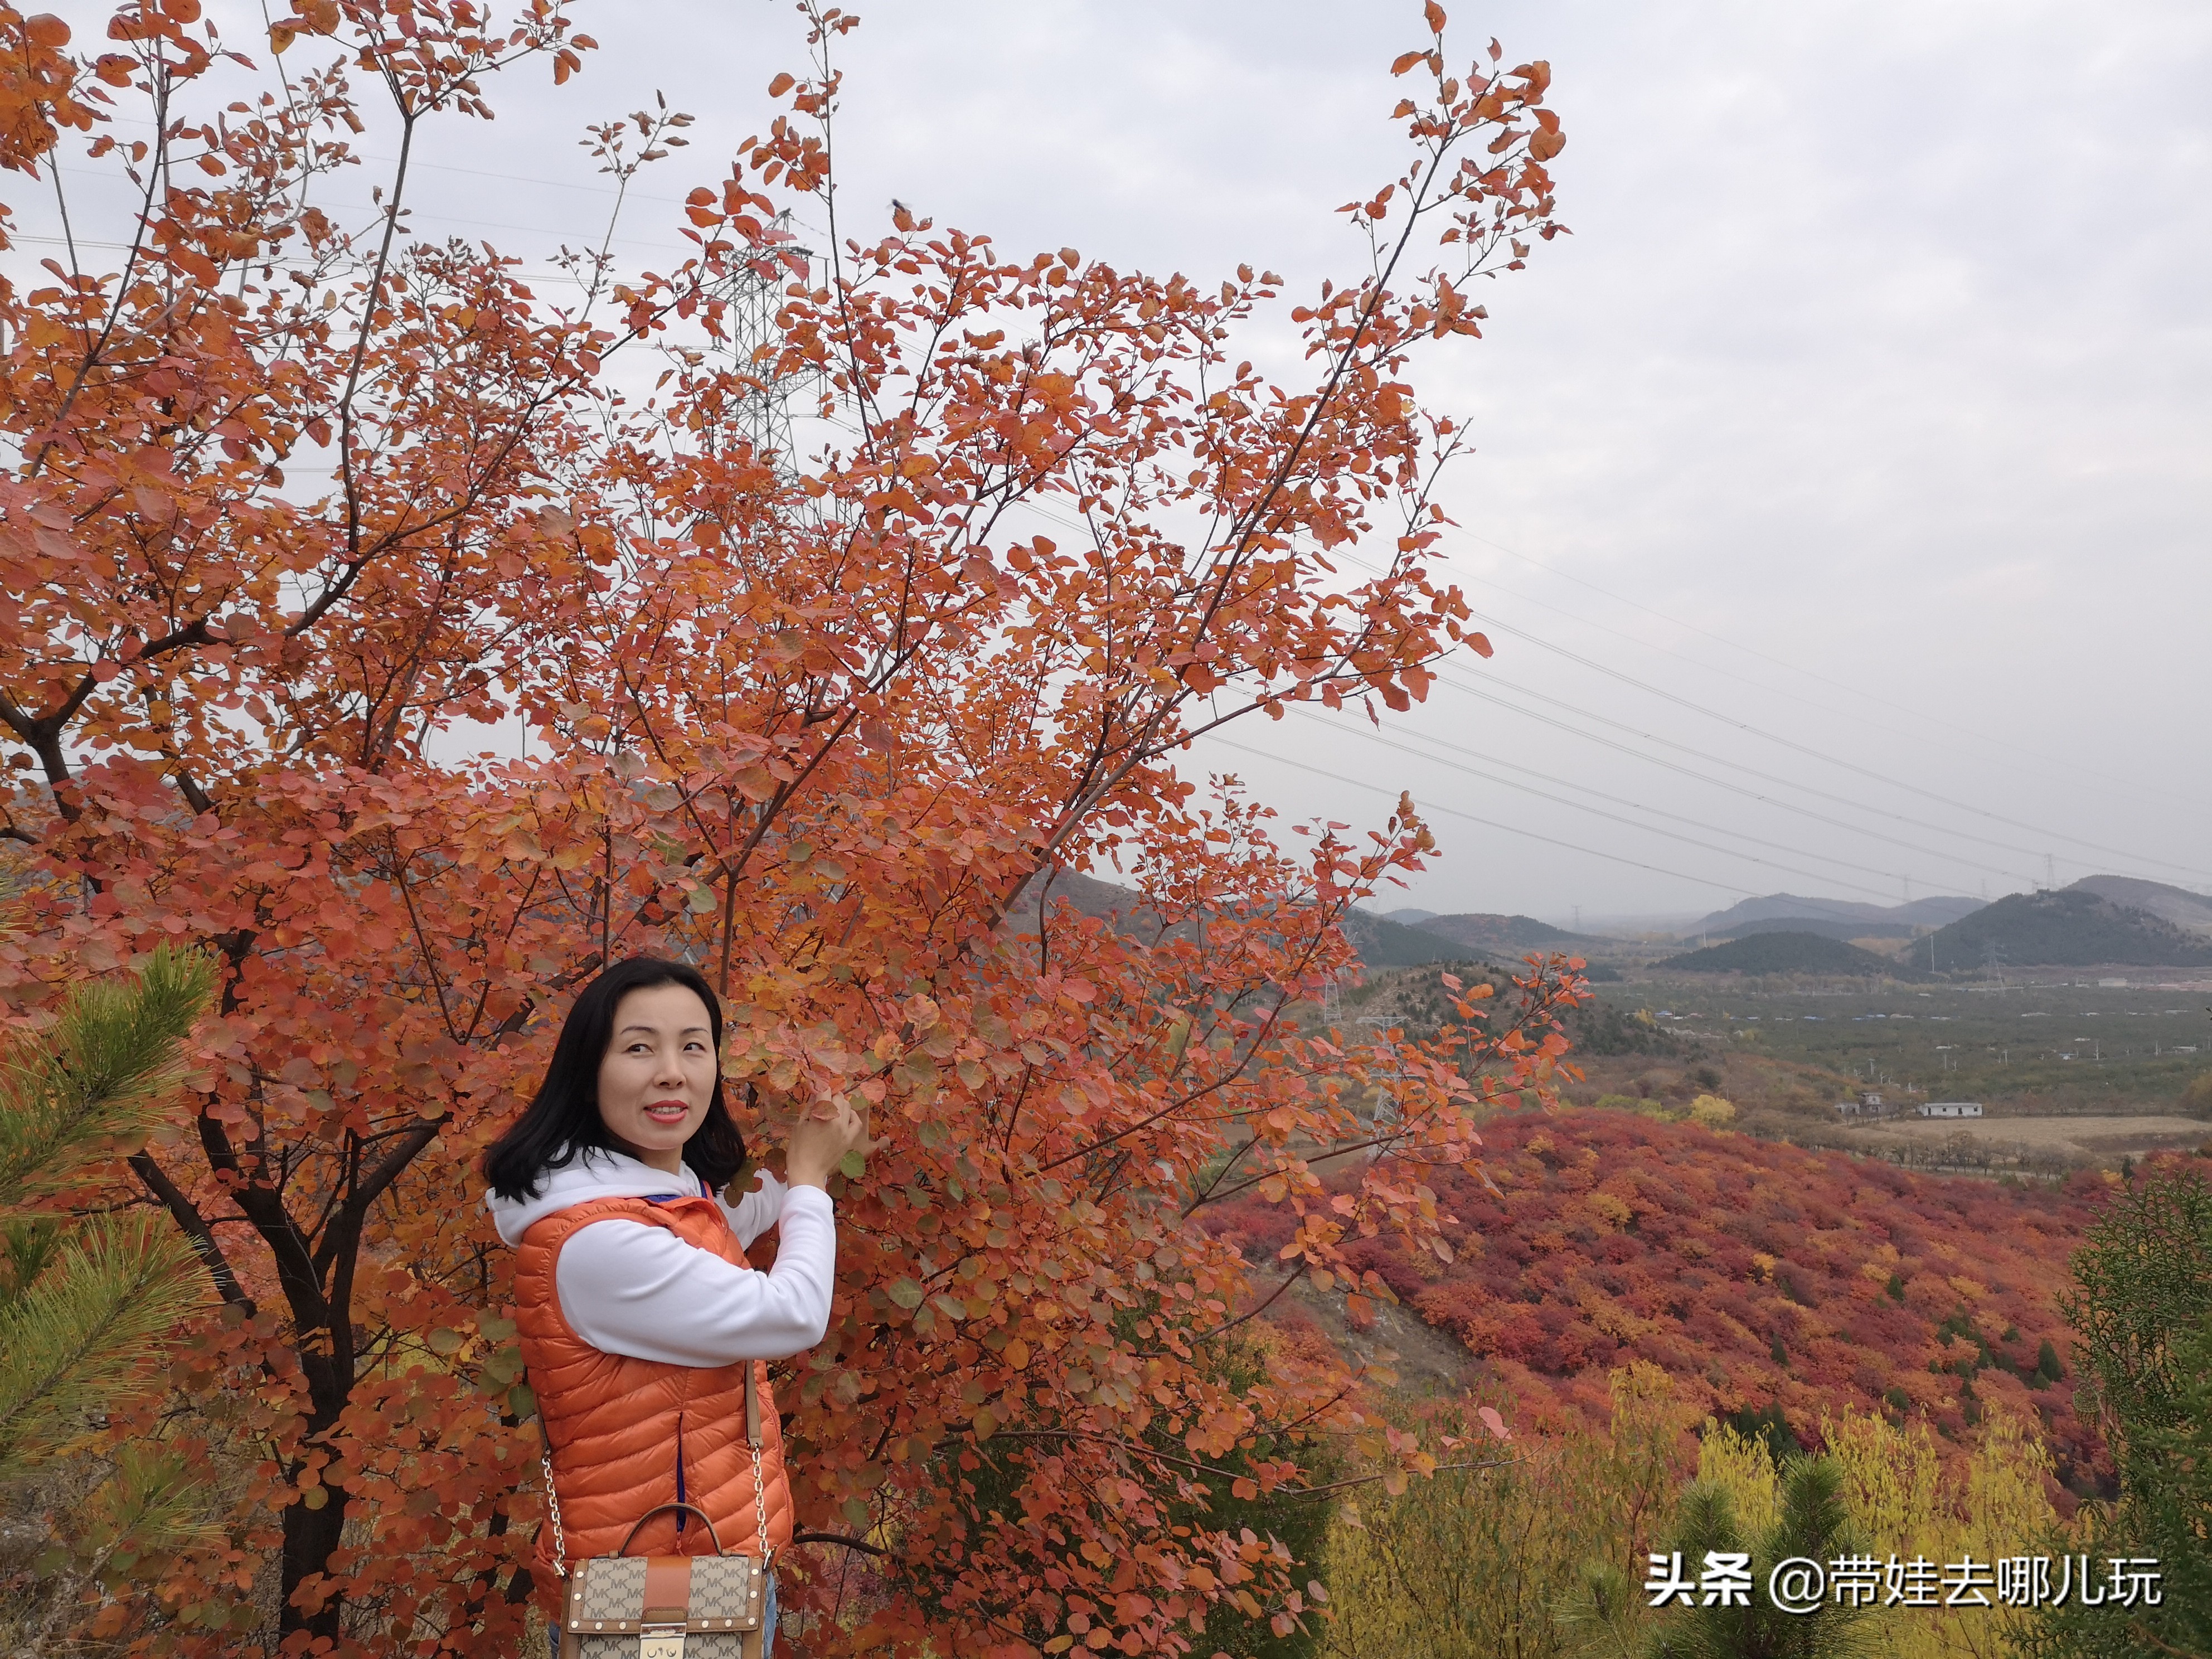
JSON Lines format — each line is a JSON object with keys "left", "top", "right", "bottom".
{"left": 483, "top": 955, "right": 745, "bottom": 1202}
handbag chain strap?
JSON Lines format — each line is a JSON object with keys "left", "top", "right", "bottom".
{"left": 747, "top": 1361, "right": 773, "bottom": 1568}
{"left": 539, "top": 1362, "right": 773, "bottom": 1580}
{"left": 542, "top": 1445, "right": 569, "bottom": 1582}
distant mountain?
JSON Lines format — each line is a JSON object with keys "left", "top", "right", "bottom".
{"left": 1415, "top": 912, "right": 1598, "bottom": 955}
{"left": 1656, "top": 930, "right": 1927, "bottom": 979}
{"left": 1379, "top": 906, "right": 1440, "bottom": 924}
{"left": 1926, "top": 888, "right": 2212, "bottom": 969}
{"left": 2068, "top": 875, "right": 2212, "bottom": 938}
{"left": 1692, "top": 891, "right": 1983, "bottom": 934}
{"left": 1707, "top": 916, "right": 1917, "bottom": 944}
{"left": 1891, "top": 894, "right": 1989, "bottom": 926}
{"left": 1013, "top": 867, "right": 1171, "bottom": 934}
{"left": 1014, "top": 881, "right": 1573, "bottom": 971}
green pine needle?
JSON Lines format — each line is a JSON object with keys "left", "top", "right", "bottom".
{"left": 0, "top": 944, "right": 216, "bottom": 1212}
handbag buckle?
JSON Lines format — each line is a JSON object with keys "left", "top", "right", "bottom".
{"left": 638, "top": 1624, "right": 686, "bottom": 1659}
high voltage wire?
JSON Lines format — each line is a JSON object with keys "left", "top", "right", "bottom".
{"left": 1318, "top": 541, "right": 2212, "bottom": 889}
{"left": 1204, "top": 734, "right": 1759, "bottom": 899}
{"left": 1289, "top": 705, "right": 2024, "bottom": 898}
{"left": 1457, "top": 609, "right": 2212, "bottom": 885}
{"left": 1433, "top": 670, "right": 2044, "bottom": 883}
{"left": 1285, "top": 709, "right": 1915, "bottom": 904}
{"left": 1441, "top": 526, "right": 2212, "bottom": 818}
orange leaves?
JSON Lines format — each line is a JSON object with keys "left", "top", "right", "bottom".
{"left": 0, "top": 0, "right": 1579, "bottom": 1648}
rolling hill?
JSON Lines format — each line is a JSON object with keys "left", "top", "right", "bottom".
{"left": 2068, "top": 875, "right": 2212, "bottom": 938}
{"left": 1341, "top": 907, "right": 1464, "bottom": 967}
{"left": 1011, "top": 881, "right": 1604, "bottom": 972}
{"left": 1415, "top": 911, "right": 1599, "bottom": 955}
{"left": 1695, "top": 892, "right": 1984, "bottom": 933}
{"left": 1926, "top": 887, "right": 2212, "bottom": 969}
{"left": 1707, "top": 916, "right": 1917, "bottom": 944}
{"left": 1657, "top": 930, "right": 1925, "bottom": 978}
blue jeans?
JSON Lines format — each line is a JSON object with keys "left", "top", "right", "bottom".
{"left": 550, "top": 1571, "right": 775, "bottom": 1656}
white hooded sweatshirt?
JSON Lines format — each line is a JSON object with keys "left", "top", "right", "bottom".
{"left": 487, "top": 1148, "right": 837, "bottom": 1368}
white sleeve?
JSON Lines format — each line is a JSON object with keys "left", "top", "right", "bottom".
{"left": 719, "top": 1170, "right": 789, "bottom": 1249}
{"left": 554, "top": 1186, "right": 837, "bottom": 1366}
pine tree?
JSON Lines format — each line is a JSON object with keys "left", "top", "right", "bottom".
{"left": 2024, "top": 1163, "right": 2212, "bottom": 1659}
{"left": 0, "top": 945, "right": 214, "bottom": 1476}
{"left": 1642, "top": 1457, "right": 1869, "bottom": 1659}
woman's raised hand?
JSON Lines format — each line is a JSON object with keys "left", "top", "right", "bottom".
{"left": 784, "top": 1098, "right": 869, "bottom": 1191}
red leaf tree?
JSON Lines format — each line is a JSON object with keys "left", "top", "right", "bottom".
{"left": 0, "top": 2, "right": 1574, "bottom": 1651}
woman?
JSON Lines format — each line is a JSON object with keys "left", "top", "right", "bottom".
{"left": 484, "top": 956, "right": 865, "bottom": 1656}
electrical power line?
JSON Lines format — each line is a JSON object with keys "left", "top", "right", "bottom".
{"left": 1434, "top": 669, "right": 2043, "bottom": 884}
{"left": 1441, "top": 526, "right": 2212, "bottom": 818}
{"left": 1289, "top": 705, "right": 2020, "bottom": 898}
{"left": 1456, "top": 609, "right": 2212, "bottom": 885}
{"left": 1286, "top": 708, "right": 1919, "bottom": 904}
{"left": 1203, "top": 734, "right": 1760, "bottom": 899}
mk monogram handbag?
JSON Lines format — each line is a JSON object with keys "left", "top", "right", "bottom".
{"left": 547, "top": 1369, "right": 773, "bottom": 1659}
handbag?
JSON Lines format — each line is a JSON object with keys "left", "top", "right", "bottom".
{"left": 545, "top": 1366, "right": 774, "bottom": 1659}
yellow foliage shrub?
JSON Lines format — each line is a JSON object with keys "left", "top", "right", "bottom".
{"left": 1322, "top": 1365, "right": 1690, "bottom": 1659}
{"left": 1689, "top": 1093, "right": 1736, "bottom": 1127}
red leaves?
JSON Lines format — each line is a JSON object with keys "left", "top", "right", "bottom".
{"left": 0, "top": 0, "right": 1580, "bottom": 1649}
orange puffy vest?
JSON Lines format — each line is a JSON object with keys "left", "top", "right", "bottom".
{"left": 514, "top": 1192, "right": 795, "bottom": 1580}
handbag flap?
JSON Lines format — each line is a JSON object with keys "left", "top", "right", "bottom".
{"left": 565, "top": 1552, "right": 764, "bottom": 1635}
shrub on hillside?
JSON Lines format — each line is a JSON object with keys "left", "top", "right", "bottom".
{"left": 1323, "top": 1365, "right": 1688, "bottom": 1659}
{"left": 2180, "top": 1070, "right": 2212, "bottom": 1118}
{"left": 1203, "top": 1110, "right": 2108, "bottom": 1491}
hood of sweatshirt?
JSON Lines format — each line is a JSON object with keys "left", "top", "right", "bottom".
{"left": 485, "top": 1147, "right": 709, "bottom": 1248}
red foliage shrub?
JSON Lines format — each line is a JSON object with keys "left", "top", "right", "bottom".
{"left": 1207, "top": 1111, "right": 2114, "bottom": 1489}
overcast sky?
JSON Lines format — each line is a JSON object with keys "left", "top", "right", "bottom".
{"left": 33, "top": 1, "right": 2212, "bottom": 926}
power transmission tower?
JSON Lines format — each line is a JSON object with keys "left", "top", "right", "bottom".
{"left": 717, "top": 212, "right": 815, "bottom": 473}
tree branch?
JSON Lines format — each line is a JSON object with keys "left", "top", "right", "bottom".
{"left": 129, "top": 1151, "right": 254, "bottom": 1312}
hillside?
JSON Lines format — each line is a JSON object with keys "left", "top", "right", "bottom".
{"left": 1695, "top": 892, "right": 1983, "bottom": 933}
{"left": 1341, "top": 907, "right": 1462, "bottom": 967}
{"left": 1927, "top": 887, "right": 2212, "bottom": 969}
{"left": 1416, "top": 912, "right": 1597, "bottom": 954}
{"left": 2069, "top": 875, "right": 2212, "bottom": 937}
{"left": 1656, "top": 930, "right": 1924, "bottom": 978}
{"left": 1205, "top": 1112, "right": 2112, "bottom": 1490}
{"left": 1706, "top": 916, "right": 1915, "bottom": 944}
{"left": 1008, "top": 881, "right": 1597, "bottom": 972}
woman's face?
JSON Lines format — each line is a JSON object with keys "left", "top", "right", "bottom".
{"left": 595, "top": 982, "right": 718, "bottom": 1174}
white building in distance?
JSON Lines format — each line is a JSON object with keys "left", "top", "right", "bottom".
{"left": 1919, "top": 1102, "right": 1984, "bottom": 1118}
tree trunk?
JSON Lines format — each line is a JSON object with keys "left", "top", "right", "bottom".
{"left": 280, "top": 1488, "right": 350, "bottom": 1641}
